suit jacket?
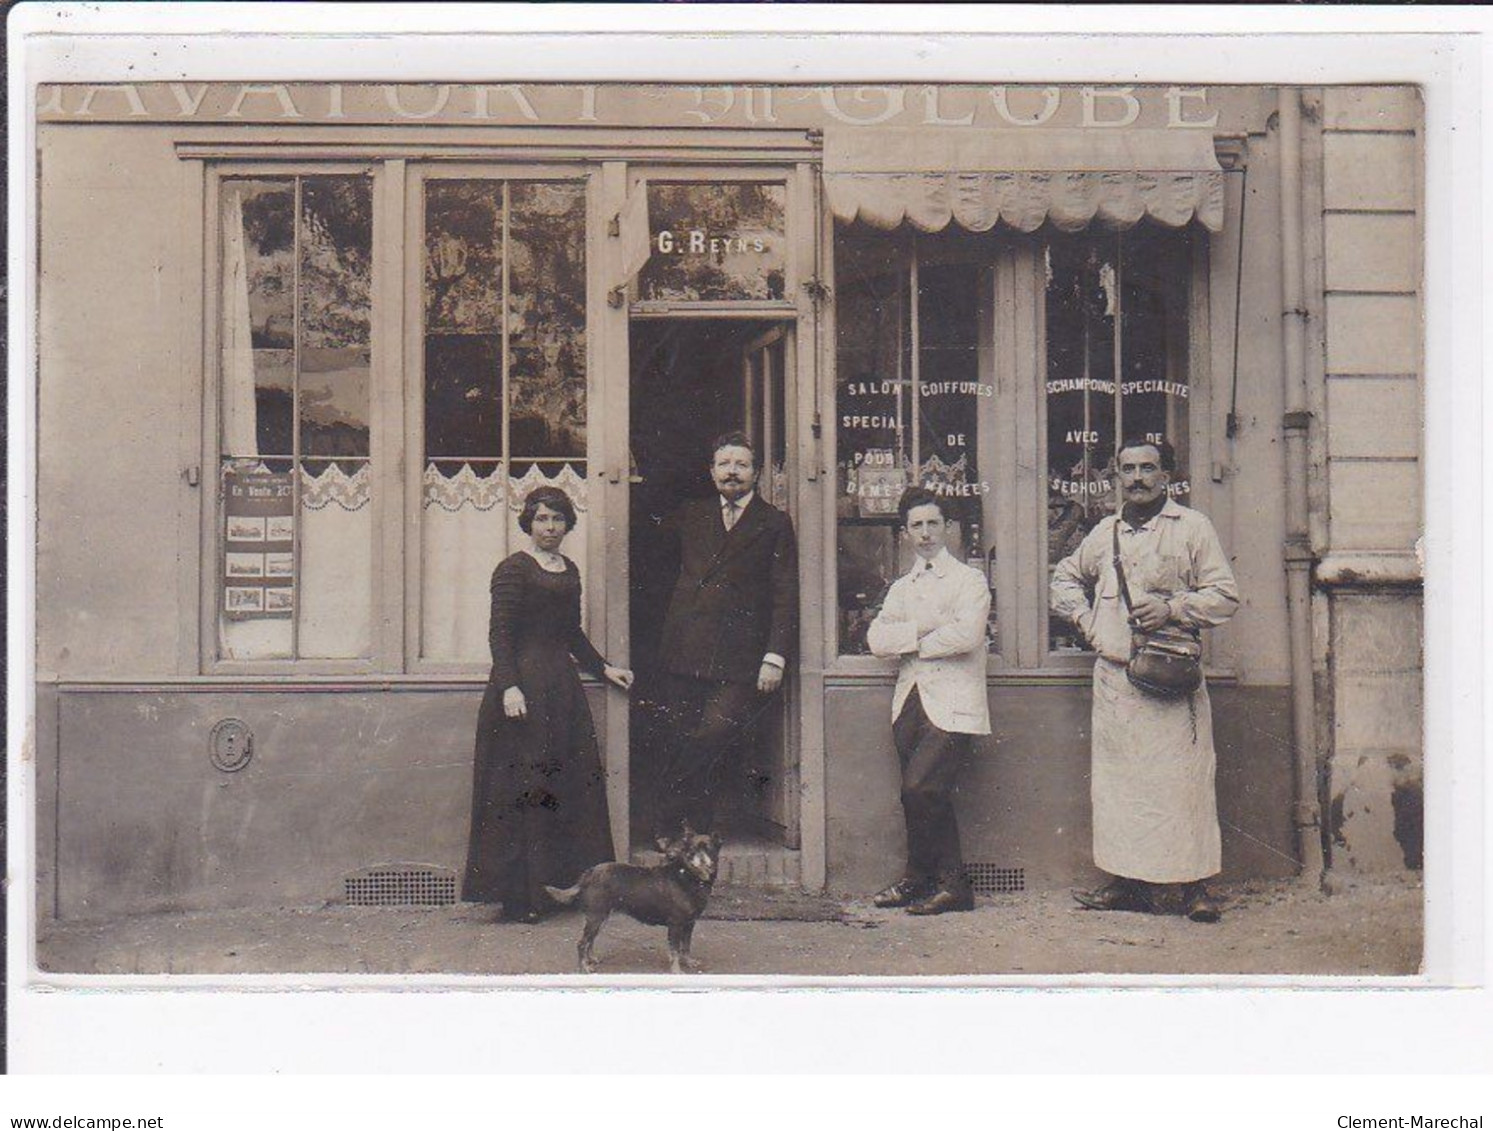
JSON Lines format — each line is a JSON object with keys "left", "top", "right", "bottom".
{"left": 866, "top": 549, "right": 992, "bottom": 736}
{"left": 658, "top": 493, "right": 799, "bottom": 684}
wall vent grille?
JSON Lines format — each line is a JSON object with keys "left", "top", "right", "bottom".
{"left": 964, "top": 864, "right": 1025, "bottom": 895}
{"left": 344, "top": 866, "right": 457, "bottom": 907}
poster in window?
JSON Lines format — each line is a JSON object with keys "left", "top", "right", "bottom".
{"left": 223, "top": 468, "right": 294, "bottom": 619}
{"left": 850, "top": 448, "right": 907, "bottom": 517}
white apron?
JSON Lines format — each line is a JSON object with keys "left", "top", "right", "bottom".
{"left": 1090, "top": 658, "right": 1221, "bottom": 883}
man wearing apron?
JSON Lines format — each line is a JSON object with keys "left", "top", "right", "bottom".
{"left": 1051, "top": 438, "right": 1240, "bottom": 923}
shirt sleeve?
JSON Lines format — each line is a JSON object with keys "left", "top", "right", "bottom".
{"left": 1173, "top": 516, "right": 1241, "bottom": 628}
{"left": 916, "top": 567, "right": 991, "bottom": 660}
{"left": 1051, "top": 522, "right": 1102, "bottom": 626}
{"left": 867, "top": 577, "right": 919, "bottom": 657}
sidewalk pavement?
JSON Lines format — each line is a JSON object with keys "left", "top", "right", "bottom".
{"left": 34, "top": 874, "right": 1421, "bottom": 980}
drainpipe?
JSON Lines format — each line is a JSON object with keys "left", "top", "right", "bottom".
{"left": 1277, "top": 88, "right": 1326, "bottom": 883}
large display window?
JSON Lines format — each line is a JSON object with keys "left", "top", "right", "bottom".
{"left": 209, "top": 163, "right": 594, "bottom": 670}
{"left": 419, "top": 175, "right": 591, "bottom": 663}
{"left": 217, "top": 172, "right": 375, "bottom": 661}
{"left": 833, "top": 222, "right": 1197, "bottom": 664}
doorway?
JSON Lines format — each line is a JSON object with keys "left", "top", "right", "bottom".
{"left": 627, "top": 318, "right": 799, "bottom": 854}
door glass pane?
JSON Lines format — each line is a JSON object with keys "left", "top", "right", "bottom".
{"left": 639, "top": 182, "right": 787, "bottom": 301}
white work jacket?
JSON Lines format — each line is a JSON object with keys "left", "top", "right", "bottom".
{"left": 867, "top": 548, "right": 992, "bottom": 736}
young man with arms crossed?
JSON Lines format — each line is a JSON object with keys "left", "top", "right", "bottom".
{"left": 867, "top": 487, "right": 992, "bottom": 916}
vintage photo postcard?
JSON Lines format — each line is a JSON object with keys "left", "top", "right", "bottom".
{"left": 8, "top": 5, "right": 1486, "bottom": 1080}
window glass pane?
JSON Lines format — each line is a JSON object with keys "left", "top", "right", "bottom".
{"left": 420, "top": 178, "right": 590, "bottom": 664}
{"left": 424, "top": 180, "right": 505, "bottom": 467}
{"left": 299, "top": 177, "right": 372, "bottom": 460}
{"left": 251, "top": 350, "right": 295, "bottom": 458}
{"left": 509, "top": 181, "right": 587, "bottom": 458}
{"left": 298, "top": 347, "right": 370, "bottom": 459}
{"left": 424, "top": 334, "right": 503, "bottom": 459}
{"left": 835, "top": 230, "right": 995, "bottom": 656}
{"left": 225, "top": 180, "right": 295, "bottom": 457}
{"left": 1118, "top": 228, "right": 1193, "bottom": 502}
{"left": 421, "top": 180, "right": 504, "bottom": 663}
{"left": 916, "top": 262, "right": 982, "bottom": 509}
{"left": 300, "top": 178, "right": 372, "bottom": 348}
{"left": 1045, "top": 228, "right": 1191, "bottom": 655}
{"left": 768, "top": 337, "right": 787, "bottom": 495}
{"left": 424, "top": 180, "right": 503, "bottom": 333}
{"left": 639, "top": 182, "right": 787, "bottom": 301}
{"left": 1045, "top": 234, "right": 1118, "bottom": 620}
{"left": 219, "top": 174, "right": 373, "bottom": 662}
{"left": 835, "top": 234, "right": 910, "bottom": 653}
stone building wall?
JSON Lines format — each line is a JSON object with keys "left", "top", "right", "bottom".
{"left": 1317, "top": 86, "right": 1424, "bottom": 871}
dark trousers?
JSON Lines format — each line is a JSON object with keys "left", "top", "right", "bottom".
{"left": 653, "top": 673, "right": 766, "bottom": 837}
{"left": 893, "top": 687, "right": 971, "bottom": 893}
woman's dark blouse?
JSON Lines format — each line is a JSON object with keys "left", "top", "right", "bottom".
{"left": 488, "top": 551, "right": 607, "bottom": 687}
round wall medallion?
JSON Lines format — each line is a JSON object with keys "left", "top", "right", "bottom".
{"left": 209, "top": 718, "right": 254, "bottom": 773}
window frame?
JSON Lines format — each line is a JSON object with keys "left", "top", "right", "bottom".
{"left": 201, "top": 160, "right": 388, "bottom": 677}
{"left": 200, "top": 158, "right": 605, "bottom": 678}
{"left": 404, "top": 163, "right": 601, "bottom": 676}
{"left": 825, "top": 222, "right": 1218, "bottom": 679}
{"left": 623, "top": 165, "right": 801, "bottom": 320}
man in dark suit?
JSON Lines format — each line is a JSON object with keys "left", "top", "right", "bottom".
{"left": 653, "top": 431, "right": 798, "bottom": 837}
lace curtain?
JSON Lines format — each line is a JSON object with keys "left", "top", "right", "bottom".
{"left": 421, "top": 462, "right": 589, "bottom": 663}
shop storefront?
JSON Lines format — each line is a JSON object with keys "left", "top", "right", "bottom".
{"left": 33, "top": 82, "right": 1424, "bottom": 916}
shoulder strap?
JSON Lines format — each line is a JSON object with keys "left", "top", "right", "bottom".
{"left": 1111, "top": 516, "right": 1135, "bottom": 613}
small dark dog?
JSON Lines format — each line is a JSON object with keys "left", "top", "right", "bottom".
{"left": 544, "top": 826, "right": 722, "bottom": 974}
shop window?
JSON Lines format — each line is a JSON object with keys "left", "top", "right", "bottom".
{"left": 834, "top": 224, "right": 1193, "bottom": 663}
{"left": 637, "top": 182, "right": 787, "bottom": 302}
{"left": 835, "top": 231, "right": 996, "bottom": 656}
{"left": 420, "top": 178, "right": 589, "bottom": 663}
{"left": 218, "top": 174, "right": 373, "bottom": 661}
{"left": 1045, "top": 228, "right": 1193, "bottom": 655}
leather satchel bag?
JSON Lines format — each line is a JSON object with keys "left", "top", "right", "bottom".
{"left": 1111, "top": 518, "right": 1203, "bottom": 698}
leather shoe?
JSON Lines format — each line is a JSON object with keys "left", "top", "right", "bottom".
{"left": 1073, "top": 880, "right": 1149, "bottom": 913}
{"left": 872, "top": 878, "right": 933, "bottom": 909}
{"left": 905, "top": 887, "right": 974, "bottom": 916}
{"left": 1184, "top": 883, "right": 1222, "bottom": 923}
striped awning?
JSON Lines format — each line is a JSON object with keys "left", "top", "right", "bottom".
{"left": 824, "top": 128, "right": 1225, "bottom": 234}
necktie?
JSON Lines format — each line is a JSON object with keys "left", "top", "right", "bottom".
{"left": 724, "top": 501, "right": 739, "bottom": 531}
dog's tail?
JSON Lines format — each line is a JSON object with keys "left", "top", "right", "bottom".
{"left": 543, "top": 883, "right": 580, "bottom": 906}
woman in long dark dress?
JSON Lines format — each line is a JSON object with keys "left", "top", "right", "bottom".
{"left": 463, "top": 485, "right": 633, "bottom": 922}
